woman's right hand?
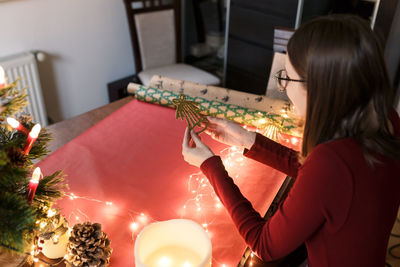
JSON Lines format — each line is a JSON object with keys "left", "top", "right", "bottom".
{"left": 205, "top": 117, "right": 256, "bottom": 149}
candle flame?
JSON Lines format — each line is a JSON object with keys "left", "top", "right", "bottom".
{"left": 6, "top": 117, "right": 20, "bottom": 128}
{"left": 31, "top": 167, "right": 41, "bottom": 183}
{"left": 158, "top": 256, "right": 171, "bottom": 267}
{"left": 29, "top": 124, "right": 41, "bottom": 138}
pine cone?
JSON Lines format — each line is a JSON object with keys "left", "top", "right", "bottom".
{"left": 6, "top": 147, "right": 27, "bottom": 167}
{"left": 66, "top": 222, "right": 112, "bottom": 267}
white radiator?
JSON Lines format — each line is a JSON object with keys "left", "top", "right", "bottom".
{"left": 0, "top": 51, "right": 48, "bottom": 126}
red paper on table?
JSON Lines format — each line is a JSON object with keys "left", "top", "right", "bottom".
{"left": 38, "top": 99, "right": 287, "bottom": 267}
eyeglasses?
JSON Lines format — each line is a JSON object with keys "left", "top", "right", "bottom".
{"left": 274, "top": 69, "right": 306, "bottom": 92}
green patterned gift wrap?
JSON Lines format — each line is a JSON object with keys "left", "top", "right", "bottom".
{"left": 132, "top": 84, "right": 295, "bottom": 132}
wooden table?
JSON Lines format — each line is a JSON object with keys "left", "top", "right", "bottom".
{"left": 46, "top": 97, "right": 134, "bottom": 154}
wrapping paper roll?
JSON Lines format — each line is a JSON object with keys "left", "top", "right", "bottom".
{"left": 129, "top": 83, "right": 295, "bottom": 131}
{"left": 143, "top": 75, "right": 289, "bottom": 113}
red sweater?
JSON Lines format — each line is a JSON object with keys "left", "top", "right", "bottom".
{"left": 200, "top": 110, "right": 400, "bottom": 267}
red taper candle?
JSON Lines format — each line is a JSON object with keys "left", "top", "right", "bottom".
{"left": 23, "top": 124, "right": 41, "bottom": 155}
{"left": 27, "top": 167, "right": 41, "bottom": 204}
{"left": 6, "top": 117, "right": 29, "bottom": 135}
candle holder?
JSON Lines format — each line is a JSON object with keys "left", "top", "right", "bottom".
{"left": 135, "top": 219, "right": 212, "bottom": 267}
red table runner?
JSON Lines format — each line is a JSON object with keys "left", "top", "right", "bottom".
{"left": 38, "top": 99, "right": 287, "bottom": 267}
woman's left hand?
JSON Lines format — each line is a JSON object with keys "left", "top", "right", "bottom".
{"left": 182, "top": 128, "right": 215, "bottom": 167}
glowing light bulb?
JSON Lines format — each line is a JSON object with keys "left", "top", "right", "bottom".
{"left": 130, "top": 222, "right": 139, "bottom": 231}
{"left": 138, "top": 213, "right": 148, "bottom": 224}
{"left": 47, "top": 208, "right": 56, "bottom": 217}
{"left": 31, "top": 167, "right": 41, "bottom": 183}
{"left": 40, "top": 221, "right": 47, "bottom": 229}
{"left": 23, "top": 124, "right": 41, "bottom": 155}
{"left": 29, "top": 124, "right": 41, "bottom": 138}
{"left": 183, "top": 261, "right": 192, "bottom": 267}
{"left": 6, "top": 118, "right": 20, "bottom": 128}
{"left": 282, "top": 114, "right": 289, "bottom": 118}
{"left": 291, "top": 137, "right": 299, "bottom": 145}
{"left": 258, "top": 118, "right": 266, "bottom": 124}
{"left": 105, "top": 201, "right": 113, "bottom": 205}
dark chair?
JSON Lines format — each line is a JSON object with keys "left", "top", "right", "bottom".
{"left": 123, "top": 0, "right": 220, "bottom": 86}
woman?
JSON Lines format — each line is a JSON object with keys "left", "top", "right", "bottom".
{"left": 182, "top": 15, "right": 400, "bottom": 266}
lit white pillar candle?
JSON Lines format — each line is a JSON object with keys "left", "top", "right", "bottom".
{"left": 135, "top": 219, "right": 212, "bottom": 267}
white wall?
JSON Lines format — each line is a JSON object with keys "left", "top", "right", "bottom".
{"left": 0, "top": 0, "right": 135, "bottom": 122}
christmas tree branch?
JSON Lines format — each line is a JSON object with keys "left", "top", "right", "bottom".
{"left": 0, "top": 192, "right": 35, "bottom": 252}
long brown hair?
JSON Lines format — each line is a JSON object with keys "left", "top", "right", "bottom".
{"left": 287, "top": 14, "right": 400, "bottom": 166}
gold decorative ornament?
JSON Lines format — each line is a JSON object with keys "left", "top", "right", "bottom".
{"left": 173, "top": 94, "right": 209, "bottom": 134}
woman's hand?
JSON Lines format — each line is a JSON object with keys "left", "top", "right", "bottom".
{"left": 182, "top": 128, "right": 215, "bottom": 167}
{"left": 205, "top": 117, "right": 256, "bottom": 149}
